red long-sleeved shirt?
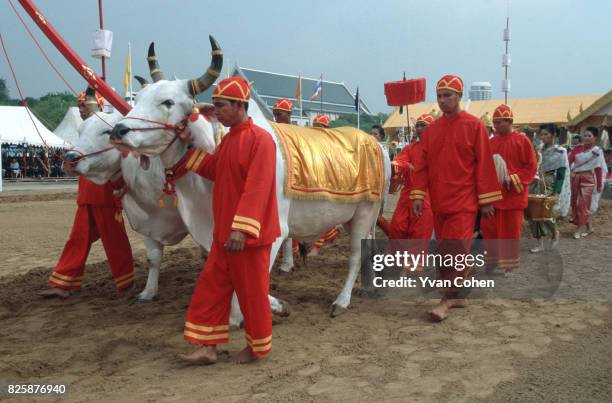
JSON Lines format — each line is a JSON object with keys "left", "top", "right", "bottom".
{"left": 489, "top": 131, "right": 537, "bottom": 209}
{"left": 393, "top": 141, "right": 431, "bottom": 209}
{"left": 77, "top": 176, "right": 116, "bottom": 206}
{"left": 409, "top": 111, "right": 502, "bottom": 214}
{"left": 191, "top": 118, "right": 280, "bottom": 247}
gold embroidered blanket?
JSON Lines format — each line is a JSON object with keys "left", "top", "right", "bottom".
{"left": 269, "top": 122, "right": 384, "bottom": 203}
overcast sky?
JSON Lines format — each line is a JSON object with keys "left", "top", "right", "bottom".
{"left": 0, "top": 0, "right": 609, "bottom": 113}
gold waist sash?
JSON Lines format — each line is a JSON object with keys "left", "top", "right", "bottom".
{"left": 270, "top": 122, "right": 384, "bottom": 203}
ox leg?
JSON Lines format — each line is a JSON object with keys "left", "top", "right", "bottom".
{"left": 137, "top": 237, "right": 163, "bottom": 302}
{"left": 330, "top": 205, "right": 379, "bottom": 317}
{"left": 269, "top": 237, "right": 291, "bottom": 316}
{"left": 229, "top": 293, "right": 244, "bottom": 329}
{"left": 278, "top": 238, "right": 295, "bottom": 273}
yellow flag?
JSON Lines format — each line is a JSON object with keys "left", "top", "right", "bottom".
{"left": 123, "top": 44, "right": 132, "bottom": 92}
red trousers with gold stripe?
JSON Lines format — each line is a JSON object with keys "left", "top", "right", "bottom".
{"left": 434, "top": 212, "right": 476, "bottom": 283}
{"left": 49, "top": 205, "right": 134, "bottom": 290}
{"left": 313, "top": 227, "right": 338, "bottom": 249}
{"left": 389, "top": 191, "right": 434, "bottom": 240}
{"left": 184, "top": 242, "right": 273, "bottom": 357}
{"left": 480, "top": 209, "right": 523, "bottom": 272}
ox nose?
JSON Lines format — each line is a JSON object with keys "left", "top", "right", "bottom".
{"left": 110, "top": 123, "right": 131, "bottom": 140}
{"left": 64, "top": 151, "right": 81, "bottom": 164}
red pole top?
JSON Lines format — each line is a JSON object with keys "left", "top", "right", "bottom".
{"left": 17, "top": 0, "right": 131, "bottom": 115}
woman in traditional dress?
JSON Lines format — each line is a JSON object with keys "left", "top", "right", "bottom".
{"left": 568, "top": 127, "right": 607, "bottom": 238}
{"left": 529, "top": 124, "right": 570, "bottom": 253}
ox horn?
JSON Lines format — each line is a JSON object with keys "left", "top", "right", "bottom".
{"left": 187, "top": 35, "right": 223, "bottom": 97}
{"left": 134, "top": 75, "right": 150, "bottom": 88}
{"left": 147, "top": 42, "right": 164, "bottom": 82}
{"left": 84, "top": 86, "right": 101, "bottom": 113}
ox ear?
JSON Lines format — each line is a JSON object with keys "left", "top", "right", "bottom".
{"left": 134, "top": 75, "right": 149, "bottom": 88}
{"left": 187, "top": 35, "right": 223, "bottom": 97}
{"left": 195, "top": 103, "right": 216, "bottom": 121}
{"left": 147, "top": 42, "right": 164, "bottom": 82}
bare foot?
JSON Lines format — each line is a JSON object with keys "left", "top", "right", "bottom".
{"left": 117, "top": 284, "right": 137, "bottom": 299}
{"left": 307, "top": 247, "right": 321, "bottom": 257}
{"left": 37, "top": 287, "right": 71, "bottom": 299}
{"left": 231, "top": 347, "right": 259, "bottom": 364}
{"left": 429, "top": 298, "right": 467, "bottom": 322}
{"left": 429, "top": 301, "right": 450, "bottom": 322}
{"left": 178, "top": 346, "right": 217, "bottom": 365}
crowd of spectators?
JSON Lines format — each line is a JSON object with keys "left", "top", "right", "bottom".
{"left": 1, "top": 143, "right": 67, "bottom": 179}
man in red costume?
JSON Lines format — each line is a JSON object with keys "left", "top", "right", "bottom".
{"left": 308, "top": 113, "right": 339, "bottom": 257}
{"left": 410, "top": 75, "right": 501, "bottom": 321}
{"left": 179, "top": 77, "right": 280, "bottom": 365}
{"left": 272, "top": 98, "right": 293, "bottom": 124}
{"left": 39, "top": 90, "right": 134, "bottom": 298}
{"left": 312, "top": 114, "right": 330, "bottom": 128}
{"left": 480, "top": 104, "right": 537, "bottom": 272}
{"left": 389, "top": 113, "right": 435, "bottom": 241}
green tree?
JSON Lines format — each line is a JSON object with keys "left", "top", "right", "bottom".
{"left": 0, "top": 77, "right": 9, "bottom": 103}
{"left": 330, "top": 112, "right": 388, "bottom": 133}
{"left": 0, "top": 77, "right": 76, "bottom": 129}
{"left": 29, "top": 92, "right": 76, "bottom": 131}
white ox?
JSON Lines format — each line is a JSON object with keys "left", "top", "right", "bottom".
{"left": 111, "top": 37, "right": 391, "bottom": 317}
{"left": 64, "top": 108, "right": 189, "bottom": 301}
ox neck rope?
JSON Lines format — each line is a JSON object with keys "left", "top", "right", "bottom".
{"left": 109, "top": 175, "right": 128, "bottom": 222}
{"left": 121, "top": 110, "right": 200, "bottom": 208}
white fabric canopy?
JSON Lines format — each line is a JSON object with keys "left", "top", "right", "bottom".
{"left": 53, "top": 107, "right": 82, "bottom": 146}
{"left": 0, "top": 106, "right": 69, "bottom": 147}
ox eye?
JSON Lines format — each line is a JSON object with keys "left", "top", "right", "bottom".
{"left": 102, "top": 130, "right": 112, "bottom": 135}
{"left": 161, "top": 99, "right": 175, "bottom": 108}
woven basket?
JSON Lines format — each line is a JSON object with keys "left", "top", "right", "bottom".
{"left": 525, "top": 194, "right": 558, "bottom": 221}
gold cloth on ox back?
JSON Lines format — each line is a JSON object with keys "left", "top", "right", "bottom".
{"left": 269, "top": 122, "right": 385, "bottom": 203}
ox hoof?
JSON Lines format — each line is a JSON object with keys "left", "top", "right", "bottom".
{"left": 229, "top": 321, "right": 243, "bottom": 331}
{"left": 136, "top": 292, "right": 157, "bottom": 303}
{"left": 277, "top": 267, "right": 292, "bottom": 276}
{"left": 277, "top": 299, "right": 291, "bottom": 317}
{"left": 329, "top": 304, "right": 348, "bottom": 318}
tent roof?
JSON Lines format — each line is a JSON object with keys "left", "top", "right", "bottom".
{"left": 53, "top": 107, "right": 82, "bottom": 146}
{"left": 383, "top": 93, "right": 604, "bottom": 129}
{"left": 0, "top": 106, "right": 69, "bottom": 147}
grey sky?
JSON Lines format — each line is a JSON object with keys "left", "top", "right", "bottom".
{"left": 1, "top": 0, "right": 610, "bottom": 113}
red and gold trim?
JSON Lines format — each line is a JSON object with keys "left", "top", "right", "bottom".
{"left": 509, "top": 174, "right": 524, "bottom": 193}
{"left": 493, "top": 104, "right": 514, "bottom": 121}
{"left": 478, "top": 190, "right": 503, "bottom": 205}
{"left": 48, "top": 272, "right": 83, "bottom": 290}
{"left": 231, "top": 215, "right": 261, "bottom": 238}
{"left": 184, "top": 321, "right": 229, "bottom": 345}
{"left": 416, "top": 113, "right": 435, "bottom": 125}
{"left": 492, "top": 258, "right": 520, "bottom": 272}
{"left": 313, "top": 114, "right": 330, "bottom": 127}
{"left": 212, "top": 77, "right": 251, "bottom": 102}
{"left": 436, "top": 75, "right": 464, "bottom": 94}
{"left": 246, "top": 333, "right": 272, "bottom": 356}
{"left": 186, "top": 148, "right": 208, "bottom": 172}
{"left": 114, "top": 272, "right": 135, "bottom": 289}
{"left": 409, "top": 189, "right": 426, "bottom": 200}
{"left": 314, "top": 228, "right": 338, "bottom": 249}
{"left": 273, "top": 98, "right": 293, "bottom": 112}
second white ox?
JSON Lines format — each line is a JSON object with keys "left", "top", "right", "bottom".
{"left": 111, "top": 37, "right": 391, "bottom": 316}
{"left": 64, "top": 108, "right": 189, "bottom": 301}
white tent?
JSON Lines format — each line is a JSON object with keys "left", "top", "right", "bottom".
{"left": 0, "top": 106, "right": 69, "bottom": 147}
{"left": 53, "top": 107, "right": 82, "bottom": 146}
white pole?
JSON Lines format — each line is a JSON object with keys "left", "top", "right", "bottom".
{"left": 129, "top": 42, "right": 133, "bottom": 105}
{"left": 299, "top": 73, "right": 303, "bottom": 126}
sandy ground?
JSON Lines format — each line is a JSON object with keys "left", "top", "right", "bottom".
{"left": 0, "top": 191, "right": 610, "bottom": 402}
